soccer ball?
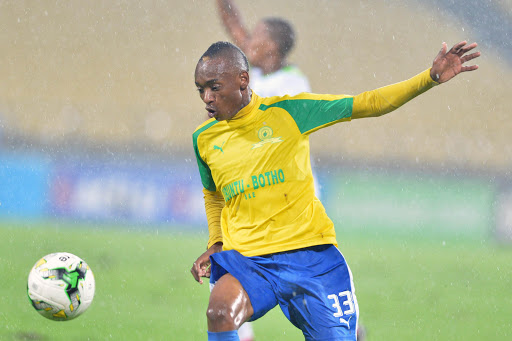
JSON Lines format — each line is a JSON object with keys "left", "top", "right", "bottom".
{"left": 27, "top": 252, "right": 95, "bottom": 321}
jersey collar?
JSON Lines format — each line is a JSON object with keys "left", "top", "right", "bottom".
{"left": 228, "top": 91, "right": 261, "bottom": 124}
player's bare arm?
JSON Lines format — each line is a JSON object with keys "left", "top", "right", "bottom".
{"left": 191, "top": 242, "right": 223, "bottom": 284}
{"left": 216, "top": 0, "right": 250, "bottom": 51}
{"left": 430, "top": 41, "right": 480, "bottom": 83}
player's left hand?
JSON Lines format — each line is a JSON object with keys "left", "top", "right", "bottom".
{"left": 430, "top": 41, "right": 481, "bottom": 83}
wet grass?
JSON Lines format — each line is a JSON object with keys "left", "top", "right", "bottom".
{"left": 0, "top": 220, "right": 511, "bottom": 340}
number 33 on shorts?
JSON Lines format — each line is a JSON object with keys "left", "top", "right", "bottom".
{"left": 328, "top": 291, "right": 356, "bottom": 327}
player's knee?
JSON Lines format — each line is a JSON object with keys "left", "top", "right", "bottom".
{"left": 206, "top": 301, "right": 239, "bottom": 329}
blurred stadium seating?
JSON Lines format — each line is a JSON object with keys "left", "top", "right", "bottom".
{"left": 0, "top": 0, "right": 510, "bottom": 173}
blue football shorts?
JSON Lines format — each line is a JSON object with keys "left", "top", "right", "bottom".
{"left": 209, "top": 244, "right": 359, "bottom": 341}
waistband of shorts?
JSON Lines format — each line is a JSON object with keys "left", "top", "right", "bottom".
{"left": 258, "top": 243, "right": 333, "bottom": 258}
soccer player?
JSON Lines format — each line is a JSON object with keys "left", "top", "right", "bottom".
{"left": 191, "top": 41, "right": 480, "bottom": 340}
{"left": 215, "top": 0, "right": 311, "bottom": 97}
{"left": 215, "top": 4, "right": 312, "bottom": 339}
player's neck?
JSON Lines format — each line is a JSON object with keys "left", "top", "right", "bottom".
{"left": 259, "top": 58, "right": 287, "bottom": 75}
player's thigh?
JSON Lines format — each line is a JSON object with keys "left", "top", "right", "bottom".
{"left": 209, "top": 273, "right": 254, "bottom": 323}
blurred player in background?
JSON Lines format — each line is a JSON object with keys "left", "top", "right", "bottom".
{"left": 190, "top": 37, "right": 480, "bottom": 341}
{"left": 215, "top": 0, "right": 324, "bottom": 199}
{"left": 216, "top": 0, "right": 311, "bottom": 97}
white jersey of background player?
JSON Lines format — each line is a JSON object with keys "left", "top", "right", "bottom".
{"left": 250, "top": 64, "right": 311, "bottom": 98}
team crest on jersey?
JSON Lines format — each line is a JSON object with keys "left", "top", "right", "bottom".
{"left": 252, "top": 126, "right": 283, "bottom": 149}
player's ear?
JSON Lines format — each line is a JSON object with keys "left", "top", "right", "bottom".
{"left": 239, "top": 71, "right": 249, "bottom": 91}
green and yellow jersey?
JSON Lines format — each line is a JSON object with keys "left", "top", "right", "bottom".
{"left": 193, "top": 68, "right": 437, "bottom": 257}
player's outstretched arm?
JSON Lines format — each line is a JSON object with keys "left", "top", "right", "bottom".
{"left": 351, "top": 41, "right": 481, "bottom": 119}
{"left": 215, "top": 0, "right": 250, "bottom": 51}
{"left": 430, "top": 41, "right": 480, "bottom": 83}
{"left": 191, "top": 242, "right": 223, "bottom": 285}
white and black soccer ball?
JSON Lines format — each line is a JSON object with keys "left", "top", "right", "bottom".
{"left": 27, "top": 252, "right": 95, "bottom": 321}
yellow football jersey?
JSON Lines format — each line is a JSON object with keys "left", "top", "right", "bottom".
{"left": 193, "top": 68, "right": 437, "bottom": 257}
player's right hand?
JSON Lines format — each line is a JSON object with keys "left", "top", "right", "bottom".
{"left": 190, "top": 242, "right": 223, "bottom": 284}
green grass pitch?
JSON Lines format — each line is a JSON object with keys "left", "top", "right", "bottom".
{"left": 1, "top": 220, "right": 511, "bottom": 340}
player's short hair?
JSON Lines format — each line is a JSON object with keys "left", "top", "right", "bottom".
{"left": 199, "top": 41, "right": 249, "bottom": 72}
{"left": 262, "top": 17, "right": 295, "bottom": 58}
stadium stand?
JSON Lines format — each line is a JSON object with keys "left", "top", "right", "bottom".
{"left": 0, "top": 0, "right": 510, "bottom": 173}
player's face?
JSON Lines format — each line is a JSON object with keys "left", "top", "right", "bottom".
{"left": 247, "top": 22, "right": 277, "bottom": 67}
{"left": 195, "top": 56, "right": 248, "bottom": 121}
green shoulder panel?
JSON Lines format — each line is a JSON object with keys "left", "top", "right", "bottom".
{"left": 259, "top": 97, "right": 353, "bottom": 134}
{"left": 192, "top": 120, "right": 219, "bottom": 191}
